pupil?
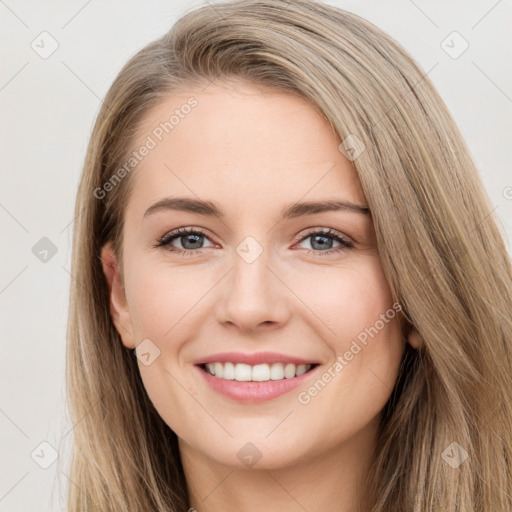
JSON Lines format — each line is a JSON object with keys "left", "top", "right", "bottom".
{"left": 183, "top": 234, "right": 203, "bottom": 249}
{"left": 311, "top": 235, "right": 331, "bottom": 250}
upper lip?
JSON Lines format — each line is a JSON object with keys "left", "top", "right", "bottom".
{"left": 193, "top": 351, "right": 319, "bottom": 366}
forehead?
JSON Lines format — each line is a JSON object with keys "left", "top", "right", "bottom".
{"left": 126, "top": 81, "right": 366, "bottom": 216}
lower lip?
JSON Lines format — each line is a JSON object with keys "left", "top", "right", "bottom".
{"left": 195, "top": 365, "right": 320, "bottom": 403}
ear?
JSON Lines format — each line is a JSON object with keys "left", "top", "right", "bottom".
{"left": 407, "top": 328, "right": 423, "bottom": 350}
{"left": 397, "top": 309, "right": 423, "bottom": 350}
{"left": 100, "top": 242, "right": 136, "bottom": 349}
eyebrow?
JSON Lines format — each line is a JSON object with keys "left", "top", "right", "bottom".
{"left": 143, "top": 197, "right": 370, "bottom": 220}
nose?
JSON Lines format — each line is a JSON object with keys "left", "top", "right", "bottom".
{"left": 215, "top": 240, "right": 291, "bottom": 333}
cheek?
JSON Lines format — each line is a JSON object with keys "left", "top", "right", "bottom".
{"left": 124, "top": 260, "right": 207, "bottom": 341}
{"left": 291, "top": 261, "right": 404, "bottom": 422}
{"left": 304, "top": 314, "right": 403, "bottom": 423}
{"left": 286, "top": 257, "right": 396, "bottom": 344}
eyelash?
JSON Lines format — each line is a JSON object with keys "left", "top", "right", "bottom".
{"left": 153, "top": 226, "right": 354, "bottom": 257}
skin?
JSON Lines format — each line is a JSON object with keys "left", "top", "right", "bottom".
{"left": 101, "top": 80, "right": 421, "bottom": 512}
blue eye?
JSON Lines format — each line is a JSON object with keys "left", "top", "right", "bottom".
{"left": 153, "top": 227, "right": 215, "bottom": 255}
{"left": 153, "top": 227, "right": 353, "bottom": 257}
{"left": 296, "top": 228, "right": 353, "bottom": 256}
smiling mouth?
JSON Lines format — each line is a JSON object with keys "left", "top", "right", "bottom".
{"left": 199, "top": 362, "right": 319, "bottom": 382}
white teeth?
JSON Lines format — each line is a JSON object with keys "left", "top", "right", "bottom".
{"left": 296, "top": 364, "right": 308, "bottom": 376}
{"left": 204, "top": 362, "right": 313, "bottom": 381}
{"left": 284, "top": 363, "right": 296, "bottom": 379}
{"left": 214, "top": 362, "right": 223, "bottom": 378}
{"left": 252, "top": 364, "right": 271, "bottom": 381}
{"left": 270, "top": 363, "right": 284, "bottom": 380}
{"left": 222, "top": 362, "right": 235, "bottom": 380}
{"left": 235, "top": 363, "right": 252, "bottom": 381}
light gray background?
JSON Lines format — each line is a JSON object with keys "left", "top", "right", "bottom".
{"left": 1, "top": 0, "right": 511, "bottom": 510}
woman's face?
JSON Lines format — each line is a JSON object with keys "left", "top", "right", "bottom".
{"left": 102, "top": 80, "right": 406, "bottom": 469}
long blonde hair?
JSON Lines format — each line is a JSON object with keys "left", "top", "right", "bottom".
{"left": 63, "top": 0, "right": 512, "bottom": 510}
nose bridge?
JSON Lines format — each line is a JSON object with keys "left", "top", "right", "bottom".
{"left": 217, "top": 234, "right": 289, "bottom": 329}
{"left": 235, "top": 235, "right": 266, "bottom": 267}
{"left": 232, "top": 234, "right": 273, "bottom": 298}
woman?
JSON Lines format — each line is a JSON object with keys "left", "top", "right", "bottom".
{"left": 64, "top": 0, "right": 512, "bottom": 510}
